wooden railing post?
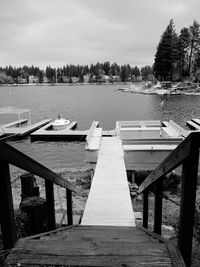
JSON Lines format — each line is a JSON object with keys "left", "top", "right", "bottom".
{"left": 153, "top": 177, "right": 163, "bottom": 235}
{"left": 45, "top": 180, "right": 56, "bottom": 230}
{"left": 143, "top": 190, "right": 149, "bottom": 229}
{"left": 0, "top": 159, "right": 17, "bottom": 250}
{"left": 178, "top": 143, "right": 199, "bottom": 267}
{"left": 66, "top": 189, "right": 73, "bottom": 225}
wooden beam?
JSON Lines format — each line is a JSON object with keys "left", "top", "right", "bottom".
{"left": 166, "top": 241, "right": 186, "bottom": 267}
{"left": 0, "top": 160, "right": 17, "bottom": 250}
{"left": 0, "top": 142, "right": 80, "bottom": 194}
{"left": 66, "top": 189, "right": 73, "bottom": 226}
{"left": 178, "top": 140, "right": 199, "bottom": 267}
{"left": 45, "top": 180, "right": 56, "bottom": 230}
{"left": 143, "top": 190, "right": 148, "bottom": 229}
{"left": 138, "top": 133, "right": 199, "bottom": 194}
{"left": 153, "top": 178, "right": 163, "bottom": 235}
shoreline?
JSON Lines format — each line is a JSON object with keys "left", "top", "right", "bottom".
{"left": 1, "top": 82, "right": 200, "bottom": 96}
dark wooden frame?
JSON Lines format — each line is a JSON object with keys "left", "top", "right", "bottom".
{"left": 138, "top": 132, "right": 200, "bottom": 267}
{"left": 0, "top": 142, "right": 80, "bottom": 251}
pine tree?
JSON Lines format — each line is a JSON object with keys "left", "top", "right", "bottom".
{"left": 179, "top": 27, "right": 190, "bottom": 77}
{"left": 154, "top": 20, "right": 177, "bottom": 81}
{"left": 188, "top": 20, "right": 200, "bottom": 76}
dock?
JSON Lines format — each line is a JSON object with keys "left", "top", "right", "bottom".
{"left": 1, "top": 119, "right": 52, "bottom": 137}
{"left": 30, "top": 121, "right": 86, "bottom": 141}
{"left": 81, "top": 137, "right": 135, "bottom": 226}
{"left": 187, "top": 118, "right": 200, "bottom": 130}
{"left": 31, "top": 120, "right": 115, "bottom": 141}
{"left": 85, "top": 120, "right": 185, "bottom": 171}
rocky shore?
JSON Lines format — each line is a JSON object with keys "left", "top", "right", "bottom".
{"left": 117, "top": 81, "right": 200, "bottom": 96}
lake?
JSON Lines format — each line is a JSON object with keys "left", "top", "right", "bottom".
{"left": 0, "top": 84, "right": 200, "bottom": 172}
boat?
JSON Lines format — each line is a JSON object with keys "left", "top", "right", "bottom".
{"left": 118, "top": 84, "right": 136, "bottom": 92}
{"left": 52, "top": 115, "right": 70, "bottom": 131}
{"left": 117, "top": 87, "right": 130, "bottom": 92}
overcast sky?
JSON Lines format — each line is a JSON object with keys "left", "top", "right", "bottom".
{"left": 0, "top": 0, "right": 199, "bottom": 69}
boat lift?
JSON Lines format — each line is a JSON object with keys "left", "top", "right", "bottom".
{"left": 0, "top": 106, "right": 31, "bottom": 126}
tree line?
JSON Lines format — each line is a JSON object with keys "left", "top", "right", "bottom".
{"left": 154, "top": 19, "right": 200, "bottom": 81}
{"left": 0, "top": 63, "right": 153, "bottom": 84}
{"left": 2, "top": 19, "right": 199, "bottom": 84}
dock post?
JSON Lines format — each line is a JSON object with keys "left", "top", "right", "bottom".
{"left": 66, "top": 189, "right": 73, "bottom": 225}
{"left": 45, "top": 180, "right": 56, "bottom": 230}
{"left": 20, "top": 196, "right": 46, "bottom": 234}
{"left": 0, "top": 159, "right": 17, "bottom": 251}
{"left": 131, "top": 171, "right": 135, "bottom": 183}
{"left": 20, "top": 173, "right": 35, "bottom": 200}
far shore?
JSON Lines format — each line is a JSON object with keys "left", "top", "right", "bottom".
{"left": 1, "top": 81, "right": 200, "bottom": 96}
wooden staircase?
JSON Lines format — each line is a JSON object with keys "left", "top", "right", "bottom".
{"left": 6, "top": 225, "right": 185, "bottom": 266}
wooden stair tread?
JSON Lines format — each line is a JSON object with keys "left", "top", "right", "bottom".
{"left": 6, "top": 226, "right": 185, "bottom": 266}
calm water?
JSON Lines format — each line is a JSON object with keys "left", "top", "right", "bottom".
{"left": 1, "top": 84, "right": 200, "bottom": 172}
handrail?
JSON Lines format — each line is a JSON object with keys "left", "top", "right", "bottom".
{"left": 138, "top": 132, "right": 195, "bottom": 194}
{"left": 138, "top": 131, "right": 200, "bottom": 267}
{"left": 0, "top": 141, "right": 81, "bottom": 252}
{"left": 0, "top": 142, "right": 79, "bottom": 194}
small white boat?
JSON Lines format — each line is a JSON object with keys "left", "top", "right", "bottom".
{"left": 52, "top": 115, "right": 70, "bottom": 131}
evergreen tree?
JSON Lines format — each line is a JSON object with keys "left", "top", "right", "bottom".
{"left": 154, "top": 20, "right": 177, "bottom": 81}
{"left": 103, "top": 61, "right": 110, "bottom": 75}
{"left": 120, "top": 65, "right": 128, "bottom": 82}
{"left": 188, "top": 20, "right": 200, "bottom": 75}
{"left": 132, "top": 66, "right": 140, "bottom": 77}
{"left": 179, "top": 27, "right": 190, "bottom": 77}
{"left": 141, "top": 66, "right": 153, "bottom": 80}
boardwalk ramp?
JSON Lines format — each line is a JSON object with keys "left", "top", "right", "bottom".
{"left": 82, "top": 137, "right": 135, "bottom": 226}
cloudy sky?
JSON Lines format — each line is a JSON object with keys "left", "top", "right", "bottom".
{"left": 0, "top": 0, "right": 199, "bottom": 68}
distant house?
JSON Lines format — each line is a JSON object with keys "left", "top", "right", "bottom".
{"left": 17, "top": 77, "right": 27, "bottom": 84}
{"left": 83, "top": 74, "right": 90, "bottom": 83}
{"left": 71, "top": 77, "right": 79, "bottom": 83}
{"left": 135, "top": 76, "right": 143, "bottom": 82}
{"left": 43, "top": 76, "right": 50, "bottom": 83}
{"left": 29, "top": 76, "right": 39, "bottom": 84}
{"left": 112, "top": 75, "right": 120, "bottom": 82}
{"left": 62, "top": 76, "right": 70, "bottom": 83}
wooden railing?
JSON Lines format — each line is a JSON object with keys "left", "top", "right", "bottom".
{"left": 0, "top": 141, "right": 81, "bottom": 251}
{"left": 138, "top": 132, "right": 200, "bottom": 267}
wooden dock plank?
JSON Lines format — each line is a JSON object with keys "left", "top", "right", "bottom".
{"left": 191, "top": 118, "right": 200, "bottom": 126}
{"left": 168, "top": 120, "right": 190, "bottom": 138}
{"left": 186, "top": 120, "right": 200, "bottom": 130}
{"left": 1, "top": 119, "right": 28, "bottom": 128}
{"left": 2, "top": 119, "right": 52, "bottom": 136}
{"left": 81, "top": 137, "right": 135, "bottom": 227}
